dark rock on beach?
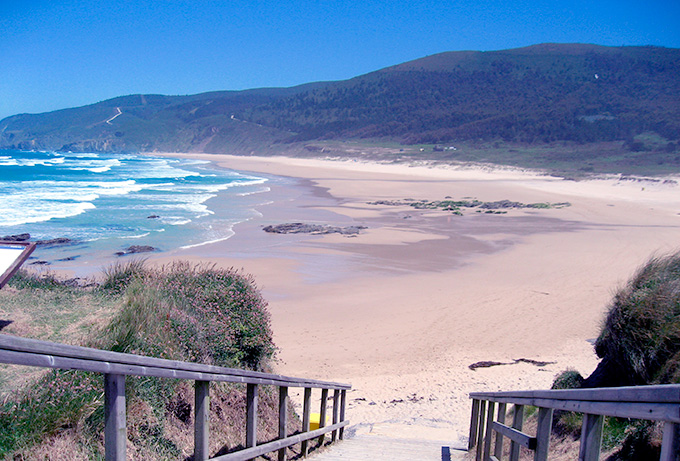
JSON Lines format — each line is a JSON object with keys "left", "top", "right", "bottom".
{"left": 2, "top": 233, "right": 31, "bottom": 242}
{"left": 469, "top": 358, "right": 556, "bottom": 370}
{"left": 35, "top": 237, "right": 74, "bottom": 246}
{"left": 115, "top": 245, "right": 157, "bottom": 256}
{"left": 2, "top": 234, "right": 76, "bottom": 247}
{"left": 263, "top": 223, "right": 367, "bottom": 235}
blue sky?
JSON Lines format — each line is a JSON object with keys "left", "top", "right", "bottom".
{"left": 1, "top": 0, "right": 679, "bottom": 120}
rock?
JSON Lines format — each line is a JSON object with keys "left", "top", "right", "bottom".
{"left": 116, "top": 245, "right": 157, "bottom": 256}
{"left": 36, "top": 237, "right": 73, "bottom": 246}
{"left": 2, "top": 233, "right": 30, "bottom": 242}
{"left": 263, "top": 223, "right": 367, "bottom": 235}
{"left": 469, "top": 360, "right": 510, "bottom": 370}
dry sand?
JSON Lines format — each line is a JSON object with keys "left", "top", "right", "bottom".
{"left": 151, "top": 154, "right": 680, "bottom": 444}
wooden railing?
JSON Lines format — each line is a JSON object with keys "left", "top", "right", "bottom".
{"left": 469, "top": 385, "right": 680, "bottom": 461}
{"left": 0, "top": 333, "right": 351, "bottom": 460}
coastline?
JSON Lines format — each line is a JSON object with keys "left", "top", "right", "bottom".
{"left": 146, "top": 153, "right": 680, "bottom": 440}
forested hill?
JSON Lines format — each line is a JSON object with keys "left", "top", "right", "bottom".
{"left": 1, "top": 44, "right": 679, "bottom": 159}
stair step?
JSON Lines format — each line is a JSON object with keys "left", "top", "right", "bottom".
{"left": 308, "top": 432, "right": 468, "bottom": 460}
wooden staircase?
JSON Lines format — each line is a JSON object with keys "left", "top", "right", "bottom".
{"left": 308, "top": 422, "right": 468, "bottom": 460}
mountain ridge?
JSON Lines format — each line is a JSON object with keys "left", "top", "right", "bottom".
{"left": 1, "top": 43, "right": 679, "bottom": 174}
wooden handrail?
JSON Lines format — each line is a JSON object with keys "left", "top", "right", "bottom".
{"left": 469, "top": 385, "right": 680, "bottom": 461}
{"left": 0, "top": 333, "right": 351, "bottom": 460}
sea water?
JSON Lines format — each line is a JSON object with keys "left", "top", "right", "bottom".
{"left": 0, "top": 150, "right": 271, "bottom": 271}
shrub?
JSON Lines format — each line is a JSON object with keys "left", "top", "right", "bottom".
{"left": 591, "top": 251, "right": 680, "bottom": 385}
{"left": 98, "top": 259, "right": 148, "bottom": 295}
{"left": 8, "top": 269, "right": 66, "bottom": 291}
{"left": 97, "top": 261, "right": 275, "bottom": 370}
{"left": 551, "top": 369, "right": 584, "bottom": 390}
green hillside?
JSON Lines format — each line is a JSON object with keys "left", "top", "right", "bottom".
{"left": 242, "top": 44, "right": 679, "bottom": 145}
{"left": 1, "top": 44, "right": 679, "bottom": 173}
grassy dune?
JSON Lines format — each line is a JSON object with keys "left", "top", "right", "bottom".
{"left": 0, "top": 261, "right": 298, "bottom": 460}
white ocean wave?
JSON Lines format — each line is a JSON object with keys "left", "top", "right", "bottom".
{"left": 10, "top": 156, "right": 66, "bottom": 167}
{"left": 0, "top": 201, "right": 96, "bottom": 226}
{"left": 0, "top": 151, "right": 272, "bottom": 254}
{"left": 126, "top": 158, "right": 203, "bottom": 179}
{"left": 127, "top": 232, "right": 151, "bottom": 239}
{"left": 165, "top": 218, "right": 192, "bottom": 225}
{"left": 179, "top": 231, "right": 235, "bottom": 249}
{"left": 0, "top": 157, "right": 18, "bottom": 166}
{"left": 66, "top": 158, "right": 122, "bottom": 173}
{"left": 236, "top": 185, "right": 271, "bottom": 196}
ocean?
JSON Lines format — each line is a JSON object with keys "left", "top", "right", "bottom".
{"left": 0, "top": 150, "right": 273, "bottom": 272}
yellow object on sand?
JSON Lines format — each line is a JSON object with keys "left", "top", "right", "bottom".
{"left": 309, "top": 413, "right": 329, "bottom": 431}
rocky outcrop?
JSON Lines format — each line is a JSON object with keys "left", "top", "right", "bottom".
{"left": 1, "top": 233, "right": 31, "bottom": 242}
{"left": 115, "top": 245, "right": 157, "bottom": 256}
{"left": 263, "top": 223, "right": 367, "bottom": 235}
{"left": 35, "top": 237, "right": 73, "bottom": 246}
{"left": 1, "top": 234, "right": 75, "bottom": 247}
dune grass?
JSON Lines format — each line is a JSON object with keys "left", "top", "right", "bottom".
{"left": 594, "top": 250, "right": 680, "bottom": 385}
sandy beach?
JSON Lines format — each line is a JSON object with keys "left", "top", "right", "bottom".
{"left": 149, "top": 154, "right": 680, "bottom": 444}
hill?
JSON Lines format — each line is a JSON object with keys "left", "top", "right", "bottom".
{"left": 1, "top": 44, "right": 679, "bottom": 173}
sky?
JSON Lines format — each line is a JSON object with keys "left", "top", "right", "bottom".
{"left": 1, "top": 0, "right": 679, "bottom": 121}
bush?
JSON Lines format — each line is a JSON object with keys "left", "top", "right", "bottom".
{"left": 8, "top": 269, "right": 67, "bottom": 291}
{"left": 97, "top": 261, "right": 275, "bottom": 370}
{"left": 551, "top": 369, "right": 584, "bottom": 390}
{"left": 98, "top": 259, "right": 148, "bottom": 295}
{"left": 590, "top": 251, "right": 680, "bottom": 386}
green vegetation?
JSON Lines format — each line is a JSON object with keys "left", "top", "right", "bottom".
{"left": 592, "top": 251, "right": 680, "bottom": 385}
{"left": 1, "top": 44, "right": 678, "bottom": 176}
{"left": 0, "top": 261, "right": 285, "bottom": 459}
{"left": 370, "top": 197, "right": 570, "bottom": 216}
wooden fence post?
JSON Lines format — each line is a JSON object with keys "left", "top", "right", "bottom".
{"left": 494, "top": 402, "right": 507, "bottom": 459}
{"left": 332, "top": 389, "right": 340, "bottom": 442}
{"left": 278, "top": 386, "right": 288, "bottom": 461}
{"left": 509, "top": 404, "right": 524, "bottom": 461}
{"left": 469, "top": 399, "right": 481, "bottom": 451}
{"left": 475, "top": 400, "right": 487, "bottom": 461}
{"left": 660, "top": 421, "right": 680, "bottom": 461}
{"left": 483, "top": 401, "right": 496, "bottom": 461}
{"left": 534, "top": 407, "right": 553, "bottom": 461}
{"left": 246, "top": 383, "right": 259, "bottom": 449}
{"left": 104, "top": 373, "right": 126, "bottom": 461}
{"left": 339, "top": 389, "right": 347, "bottom": 440}
{"left": 579, "top": 413, "right": 604, "bottom": 461}
{"left": 318, "top": 388, "right": 329, "bottom": 446}
{"left": 194, "top": 380, "right": 210, "bottom": 461}
{"left": 301, "top": 387, "right": 312, "bottom": 456}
